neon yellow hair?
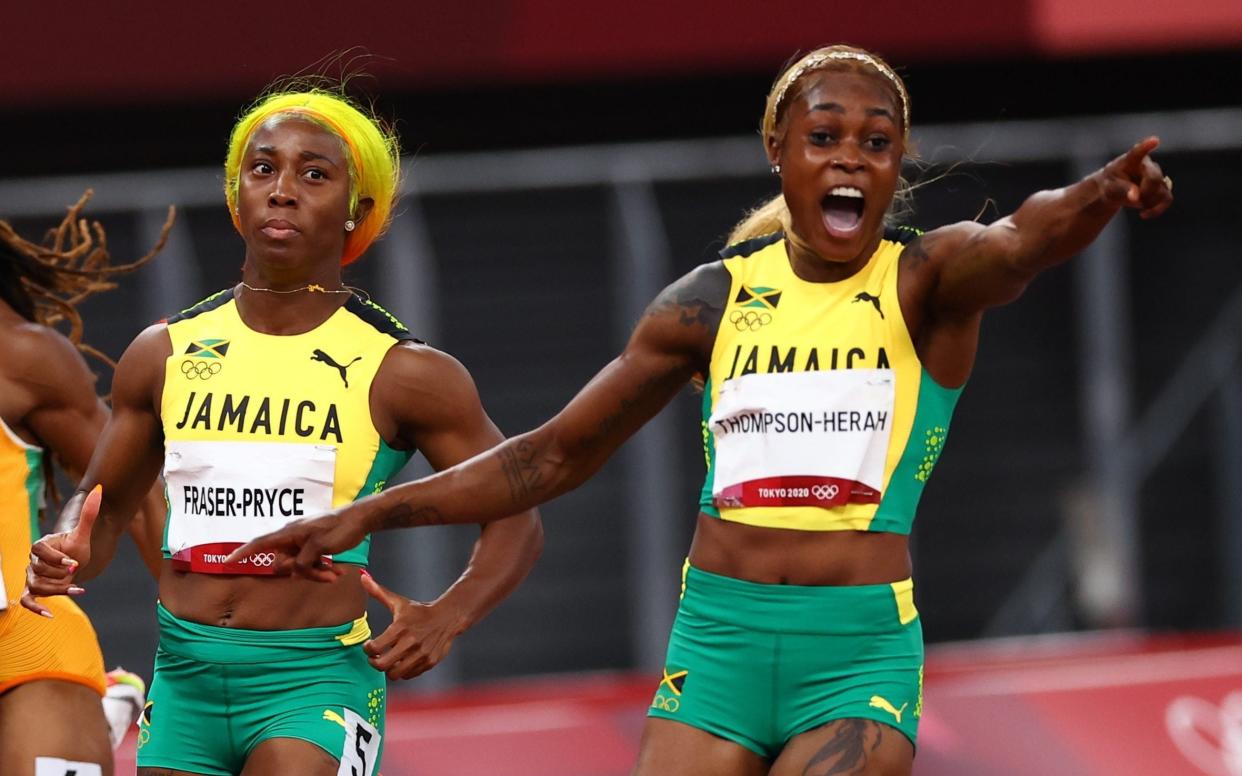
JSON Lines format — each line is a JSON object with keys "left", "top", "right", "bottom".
{"left": 224, "top": 89, "right": 401, "bottom": 266}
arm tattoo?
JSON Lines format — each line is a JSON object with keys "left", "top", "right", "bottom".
{"left": 646, "top": 262, "right": 730, "bottom": 335}
{"left": 498, "top": 439, "right": 549, "bottom": 506}
{"left": 675, "top": 292, "right": 722, "bottom": 329}
{"left": 802, "top": 719, "right": 883, "bottom": 776}
{"left": 380, "top": 502, "right": 446, "bottom": 529}
{"left": 587, "top": 373, "right": 669, "bottom": 446}
{"left": 900, "top": 237, "right": 931, "bottom": 271}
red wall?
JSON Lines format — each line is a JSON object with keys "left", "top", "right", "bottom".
{"left": 5, "top": 0, "right": 1238, "bottom": 109}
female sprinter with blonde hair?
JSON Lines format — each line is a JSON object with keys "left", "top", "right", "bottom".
{"left": 0, "top": 192, "right": 171, "bottom": 776}
{"left": 24, "top": 87, "right": 542, "bottom": 776}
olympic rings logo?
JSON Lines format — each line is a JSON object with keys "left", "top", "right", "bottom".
{"left": 811, "top": 484, "right": 840, "bottom": 501}
{"left": 729, "top": 310, "right": 772, "bottom": 331}
{"left": 181, "top": 359, "right": 223, "bottom": 380}
{"left": 247, "top": 552, "right": 276, "bottom": 567}
{"left": 651, "top": 695, "right": 680, "bottom": 712}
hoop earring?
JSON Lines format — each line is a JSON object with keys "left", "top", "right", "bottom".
{"left": 344, "top": 220, "right": 356, "bottom": 232}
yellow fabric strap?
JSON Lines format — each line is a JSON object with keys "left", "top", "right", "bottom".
{"left": 335, "top": 614, "right": 371, "bottom": 646}
{"left": 890, "top": 578, "right": 918, "bottom": 625}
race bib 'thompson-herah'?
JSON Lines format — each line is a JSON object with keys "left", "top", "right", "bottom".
{"left": 710, "top": 369, "right": 895, "bottom": 509}
{"left": 164, "top": 440, "right": 335, "bottom": 573}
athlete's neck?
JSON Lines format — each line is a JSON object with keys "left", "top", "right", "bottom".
{"left": 234, "top": 255, "right": 352, "bottom": 335}
{"left": 785, "top": 229, "right": 883, "bottom": 284}
{"left": 234, "top": 288, "right": 349, "bottom": 336}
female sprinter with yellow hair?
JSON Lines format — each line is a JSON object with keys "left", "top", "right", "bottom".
{"left": 224, "top": 44, "right": 1170, "bottom": 774}
{"left": 0, "top": 192, "right": 171, "bottom": 776}
{"left": 24, "top": 87, "right": 542, "bottom": 775}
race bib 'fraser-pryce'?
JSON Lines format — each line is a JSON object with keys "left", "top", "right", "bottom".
{"left": 164, "top": 440, "right": 335, "bottom": 574}
{"left": 710, "top": 369, "right": 895, "bottom": 509}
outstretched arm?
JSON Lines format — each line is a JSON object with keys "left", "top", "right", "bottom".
{"left": 897, "top": 137, "right": 1173, "bottom": 387}
{"left": 229, "top": 262, "right": 729, "bottom": 576}
{"left": 918, "top": 137, "right": 1173, "bottom": 319}
{"left": 23, "top": 325, "right": 169, "bottom": 610}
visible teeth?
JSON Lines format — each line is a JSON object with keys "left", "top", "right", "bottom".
{"left": 830, "top": 186, "right": 863, "bottom": 198}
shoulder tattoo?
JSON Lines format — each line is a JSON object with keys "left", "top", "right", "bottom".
{"left": 646, "top": 262, "right": 730, "bottom": 332}
{"left": 900, "top": 236, "right": 932, "bottom": 270}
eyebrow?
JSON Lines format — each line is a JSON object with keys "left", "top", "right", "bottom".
{"left": 253, "top": 145, "right": 341, "bottom": 166}
{"left": 808, "top": 103, "right": 896, "bottom": 122}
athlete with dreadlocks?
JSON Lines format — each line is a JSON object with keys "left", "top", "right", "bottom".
{"left": 24, "top": 85, "right": 543, "bottom": 776}
{"left": 223, "top": 45, "right": 1173, "bottom": 775}
{"left": 0, "top": 191, "right": 172, "bottom": 776}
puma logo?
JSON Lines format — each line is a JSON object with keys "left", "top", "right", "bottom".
{"left": 853, "top": 291, "right": 884, "bottom": 319}
{"left": 869, "top": 695, "right": 908, "bottom": 723}
{"left": 311, "top": 349, "right": 361, "bottom": 388}
{"left": 323, "top": 709, "right": 348, "bottom": 729}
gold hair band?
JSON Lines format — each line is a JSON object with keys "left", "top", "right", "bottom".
{"left": 771, "top": 50, "right": 910, "bottom": 137}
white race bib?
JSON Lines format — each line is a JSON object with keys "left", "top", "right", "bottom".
{"left": 710, "top": 369, "right": 895, "bottom": 509}
{"left": 336, "top": 708, "right": 381, "bottom": 776}
{"left": 35, "top": 758, "right": 102, "bottom": 776}
{"left": 164, "top": 440, "right": 336, "bottom": 573}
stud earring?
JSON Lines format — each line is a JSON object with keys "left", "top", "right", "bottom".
{"left": 770, "top": 164, "right": 781, "bottom": 175}
{"left": 345, "top": 220, "right": 356, "bottom": 232}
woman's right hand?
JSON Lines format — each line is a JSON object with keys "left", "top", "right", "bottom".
{"left": 21, "top": 485, "right": 101, "bottom": 616}
{"left": 226, "top": 504, "right": 371, "bottom": 583}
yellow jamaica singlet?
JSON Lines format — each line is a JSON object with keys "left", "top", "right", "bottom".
{"left": 0, "top": 418, "right": 106, "bottom": 695}
{"left": 698, "top": 229, "right": 962, "bottom": 533}
{"left": 160, "top": 289, "right": 415, "bottom": 573}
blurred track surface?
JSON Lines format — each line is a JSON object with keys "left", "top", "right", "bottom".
{"left": 114, "top": 632, "right": 1242, "bottom": 775}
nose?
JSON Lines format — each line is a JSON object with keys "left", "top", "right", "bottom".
{"left": 830, "top": 141, "right": 866, "bottom": 173}
{"left": 268, "top": 171, "right": 297, "bottom": 207}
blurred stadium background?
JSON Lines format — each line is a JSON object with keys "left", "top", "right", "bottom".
{"left": 3, "top": 2, "right": 1241, "bottom": 773}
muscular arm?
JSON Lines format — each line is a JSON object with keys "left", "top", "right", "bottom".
{"left": 372, "top": 343, "right": 544, "bottom": 631}
{"left": 372, "top": 261, "right": 728, "bottom": 532}
{"left": 899, "top": 137, "right": 1172, "bottom": 386}
{"left": 232, "top": 262, "right": 730, "bottom": 571}
{"left": 61, "top": 324, "right": 170, "bottom": 581}
{"left": 19, "top": 325, "right": 166, "bottom": 578}
{"left": 919, "top": 137, "right": 1171, "bottom": 318}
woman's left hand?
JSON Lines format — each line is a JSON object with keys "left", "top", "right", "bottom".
{"left": 1099, "top": 136, "right": 1174, "bottom": 220}
{"left": 360, "top": 571, "right": 465, "bottom": 680}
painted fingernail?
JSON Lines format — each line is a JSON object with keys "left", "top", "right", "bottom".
{"left": 62, "top": 558, "right": 78, "bottom": 568}
{"left": 68, "top": 586, "right": 86, "bottom": 595}
{"left": 39, "top": 610, "right": 54, "bottom": 619}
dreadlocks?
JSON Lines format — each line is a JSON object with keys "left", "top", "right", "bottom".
{"left": 0, "top": 190, "right": 175, "bottom": 367}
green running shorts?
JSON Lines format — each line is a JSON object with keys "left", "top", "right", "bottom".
{"left": 648, "top": 563, "right": 923, "bottom": 758}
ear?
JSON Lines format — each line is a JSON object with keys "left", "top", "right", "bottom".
{"left": 353, "top": 197, "right": 375, "bottom": 226}
{"left": 765, "top": 134, "right": 782, "bottom": 170}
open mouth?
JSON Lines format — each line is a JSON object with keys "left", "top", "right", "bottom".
{"left": 821, "top": 186, "right": 865, "bottom": 238}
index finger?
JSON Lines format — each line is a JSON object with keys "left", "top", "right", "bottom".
{"left": 20, "top": 589, "right": 53, "bottom": 618}
{"left": 30, "top": 538, "right": 75, "bottom": 569}
{"left": 224, "top": 532, "right": 289, "bottom": 564}
{"left": 1120, "top": 136, "right": 1160, "bottom": 174}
